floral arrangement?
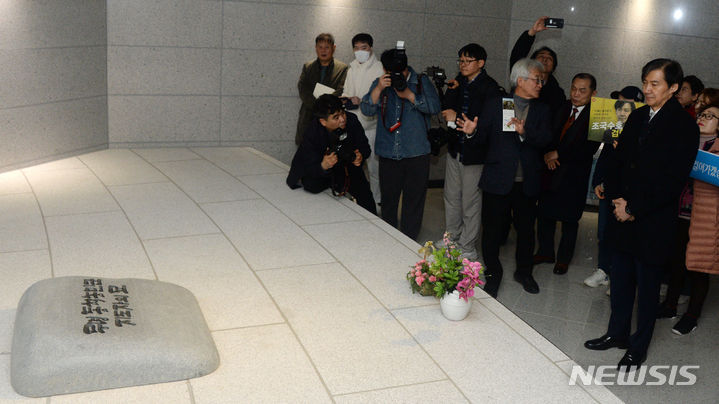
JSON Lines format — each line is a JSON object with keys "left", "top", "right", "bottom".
{"left": 407, "top": 233, "right": 485, "bottom": 301}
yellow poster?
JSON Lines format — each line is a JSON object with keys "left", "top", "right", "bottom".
{"left": 588, "top": 97, "right": 644, "bottom": 143}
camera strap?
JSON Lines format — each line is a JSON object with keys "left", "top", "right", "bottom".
{"left": 331, "top": 165, "right": 350, "bottom": 197}
{"left": 380, "top": 91, "right": 404, "bottom": 133}
{"left": 380, "top": 74, "right": 432, "bottom": 134}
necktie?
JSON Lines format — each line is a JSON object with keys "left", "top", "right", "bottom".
{"left": 560, "top": 107, "right": 578, "bottom": 141}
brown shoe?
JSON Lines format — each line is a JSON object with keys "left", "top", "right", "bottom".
{"left": 553, "top": 263, "right": 569, "bottom": 274}
{"left": 533, "top": 254, "right": 555, "bottom": 265}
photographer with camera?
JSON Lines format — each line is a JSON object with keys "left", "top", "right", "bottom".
{"left": 509, "top": 16, "right": 566, "bottom": 116}
{"left": 438, "top": 43, "right": 501, "bottom": 260}
{"left": 361, "top": 44, "right": 441, "bottom": 240}
{"left": 287, "top": 94, "right": 377, "bottom": 215}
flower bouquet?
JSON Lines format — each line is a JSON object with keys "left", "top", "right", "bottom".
{"left": 407, "top": 233, "right": 485, "bottom": 302}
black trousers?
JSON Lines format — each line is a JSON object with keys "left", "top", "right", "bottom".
{"left": 481, "top": 182, "right": 537, "bottom": 296}
{"left": 302, "top": 164, "right": 377, "bottom": 215}
{"left": 607, "top": 250, "right": 662, "bottom": 356}
{"left": 664, "top": 218, "right": 690, "bottom": 307}
{"left": 536, "top": 215, "right": 579, "bottom": 265}
{"left": 378, "top": 155, "right": 430, "bottom": 240}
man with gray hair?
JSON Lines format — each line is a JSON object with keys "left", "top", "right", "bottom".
{"left": 458, "top": 58, "right": 552, "bottom": 297}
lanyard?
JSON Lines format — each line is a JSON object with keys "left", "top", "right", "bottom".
{"left": 380, "top": 90, "right": 404, "bottom": 132}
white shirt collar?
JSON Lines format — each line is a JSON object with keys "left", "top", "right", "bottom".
{"left": 649, "top": 107, "right": 661, "bottom": 121}
{"left": 572, "top": 104, "right": 586, "bottom": 115}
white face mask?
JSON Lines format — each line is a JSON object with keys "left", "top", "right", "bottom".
{"left": 354, "top": 50, "right": 371, "bottom": 64}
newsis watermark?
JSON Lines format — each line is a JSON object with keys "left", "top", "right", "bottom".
{"left": 569, "top": 365, "right": 699, "bottom": 386}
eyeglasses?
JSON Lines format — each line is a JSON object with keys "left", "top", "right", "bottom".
{"left": 522, "top": 76, "right": 546, "bottom": 86}
{"left": 456, "top": 59, "right": 477, "bottom": 65}
{"left": 697, "top": 112, "right": 718, "bottom": 121}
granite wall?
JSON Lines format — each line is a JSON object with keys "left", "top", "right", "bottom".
{"left": 508, "top": 0, "right": 719, "bottom": 97}
{"left": 0, "top": 0, "right": 107, "bottom": 173}
{"left": 3, "top": 1, "right": 718, "bottom": 171}
{"left": 106, "top": 0, "right": 514, "bottom": 164}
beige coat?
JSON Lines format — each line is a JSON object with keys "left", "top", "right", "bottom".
{"left": 686, "top": 179, "right": 719, "bottom": 274}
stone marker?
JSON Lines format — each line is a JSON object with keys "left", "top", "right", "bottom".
{"left": 11, "top": 277, "right": 220, "bottom": 397}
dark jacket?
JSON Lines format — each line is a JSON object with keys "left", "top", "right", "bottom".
{"left": 475, "top": 95, "right": 553, "bottom": 197}
{"left": 509, "top": 31, "right": 566, "bottom": 116}
{"left": 592, "top": 145, "right": 611, "bottom": 189}
{"left": 539, "top": 101, "right": 600, "bottom": 221}
{"left": 287, "top": 112, "right": 370, "bottom": 189}
{"left": 443, "top": 70, "right": 502, "bottom": 165}
{"left": 296, "top": 58, "right": 349, "bottom": 145}
{"left": 605, "top": 97, "right": 699, "bottom": 265}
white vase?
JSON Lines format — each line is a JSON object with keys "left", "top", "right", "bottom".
{"left": 439, "top": 290, "right": 472, "bottom": 321}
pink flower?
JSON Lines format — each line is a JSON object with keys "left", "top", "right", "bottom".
{"left": 415, "top": 276, "right": 424, "bottom": 286}
{"left": 429, "top": 275, "right": 436, "bottom": 282}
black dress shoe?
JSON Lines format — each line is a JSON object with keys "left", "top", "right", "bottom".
{"left": 533, "top": 254, "right": 555, "bottom": 265}
{"left": 483, "top": 273, "right": 502, "bottom": 299}
{"left": 553, "top": 263, "right": 569, "bottom": 274}
{"left": 617, "top": 351, "right": 647, "bottom": 372}
{"left": 584, "top": 334, "right": 629, "bottom": 351}
{"left": 514, "top": 272, "right": 539, "bottom": 294}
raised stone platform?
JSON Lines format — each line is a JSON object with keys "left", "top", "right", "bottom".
{"left": 11, "top": 277, "right": 219, "bottom": 397}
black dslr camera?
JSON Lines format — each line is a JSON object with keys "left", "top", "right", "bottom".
{"left": 425, "top": 66, "right": 448, "bottom": 89}
{"left": 427, "top": 127, "right": 450, "bottom": 156}
{"left": 328, "top": 128, "right": 355, "bottom": 166}
{"left": 423, "top": 65, "right": 455, "bottom": 156}
{"left": 387, "top": 41, "right": 408, "bottom": 91}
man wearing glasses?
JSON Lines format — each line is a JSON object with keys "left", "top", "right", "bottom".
{"left": 438, "top": 43, "right": 501, "bottom": 260}
{"left": 509, "top": 16, "right": 567, "bottom": 116}
{"left": 457, "top": 58, "right": 552, "bottom": 297}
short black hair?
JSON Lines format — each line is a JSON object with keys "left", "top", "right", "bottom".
{"left": 641, "top": 58, "right": 683, "bottom": 89}
{"left": 530, "top": 46, "right": 558, "bottom": 71}
{"left": 351, "top": 33, "right": 373, "bottom": 48}
{"left": 572, "top": 72, "right": 597, "bottom": 91}
{"left": 683, "top": 75, "right": 704, "bottom": 95}
{"left": 314, "top": 94, "right": 344, "bottom": 119}
{"left": 457, "top": 43, "right": 487, "bottom": 61}
{"left": 614, "top": 100, "right": 636, "bottom": 111}
{"left": 380, "top": 48, "right": 407, "bottom": 72}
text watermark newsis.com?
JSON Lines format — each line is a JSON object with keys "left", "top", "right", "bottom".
{"left": 569, "top": 365, "right": 699, "bottom": 386}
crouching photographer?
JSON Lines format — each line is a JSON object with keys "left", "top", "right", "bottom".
{"left": 287, "top": 94, "right": 377, "bottom": 214}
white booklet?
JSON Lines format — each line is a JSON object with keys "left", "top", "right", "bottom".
{"left": 502, "top": 97, "right": 515, "bottom": 131}
{"left": 313, "top": 83, "right": 335, "bottom": 99}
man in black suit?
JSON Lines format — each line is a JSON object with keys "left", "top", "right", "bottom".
{"left": 535, "top": 73, "right": 600, "bottom": 274}
{"left": 458, "top": 58, "right": 552, "bottom": 297}
{"left": 584, "top": 59, "right": 699, "bottom": 371}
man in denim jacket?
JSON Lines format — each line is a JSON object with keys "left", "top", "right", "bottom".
{"left": 361, "top": 48, "right": 441, "bottom": 240}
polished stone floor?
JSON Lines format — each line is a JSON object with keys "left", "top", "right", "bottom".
{"left": 0, "top": 147, "right": 620, "bottom": 403}
{"left": 417, "top": 188, "right": 719, "bottom": 404}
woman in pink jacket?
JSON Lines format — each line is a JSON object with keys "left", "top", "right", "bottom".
{"left": 672, "top": 100, "right": 719, "bottom": 335}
